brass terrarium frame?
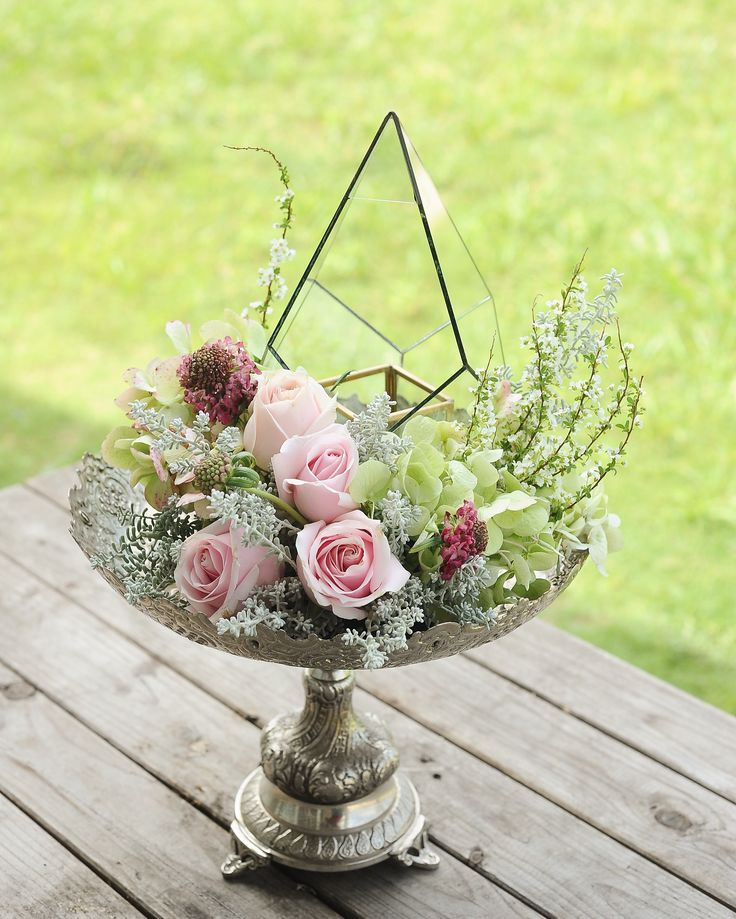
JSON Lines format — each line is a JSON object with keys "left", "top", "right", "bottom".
{"left": 320, "top": 364, "right": 454, "bottom": 424}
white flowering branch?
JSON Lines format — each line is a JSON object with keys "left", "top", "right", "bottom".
{"left": 225, "top": 145, "right": 295, "bottom": 328}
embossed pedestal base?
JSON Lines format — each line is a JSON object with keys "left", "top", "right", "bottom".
{"left": 221, "top": 668, "right": 439, "bottom": 878}
{"left": 221, "top": 768, "right": 438, "bottom": 876}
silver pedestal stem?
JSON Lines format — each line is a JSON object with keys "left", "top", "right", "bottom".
{"left": 222, "top": 668, "right": 439, "bottom": 877}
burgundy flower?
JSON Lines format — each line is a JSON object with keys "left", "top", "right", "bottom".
{"left": 439, "top": 500, "right": 488, "bottom": 581}
{"left": 178, "top": 337, "right": 260, "bottom": 425}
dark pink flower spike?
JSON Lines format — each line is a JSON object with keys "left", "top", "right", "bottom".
{"left": 439, "top": 500, "right": 488, "bottom": 581}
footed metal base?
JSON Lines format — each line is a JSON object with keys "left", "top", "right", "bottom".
{"left": 220, "top": 668, "right": 438, "bottom": 879}
{"left": 222, "top": 767, "right": 438, "bottom": 876}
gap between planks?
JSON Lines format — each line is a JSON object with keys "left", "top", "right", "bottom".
{"left": 0, "top": 790, "right": 145, "bottom": 919}
{"left": 13, "top": 467, "right": 736, "bottom": 911}
{"left": 4, "top": 556, "right": 732, "bottom": 916}
{"left": 0, "top": 622, "right": 537, "bottom": 919}
{"left": 0, "top": 659, "right": 347, "bottom": 919}
{"left": 27, "top": 465, "right": 736, "bottom": 807}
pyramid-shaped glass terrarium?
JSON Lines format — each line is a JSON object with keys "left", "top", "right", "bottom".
{"left": 266, "top": 111, "right": 504, "bottom": 426}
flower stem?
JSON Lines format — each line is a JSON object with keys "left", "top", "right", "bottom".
{"left": 249, "top": 488, "right": 307, "bottom": 526}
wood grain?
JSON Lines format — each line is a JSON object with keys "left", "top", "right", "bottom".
{"left": 467, "top": 621, "right": 736, "bottom": 803}
{"left": 0, "top": 794, "right": 143, "bottom": 919}
{"left": 360, "top": 655, "right": 736, "bottom": 907}
{"left": 28, "top": 466, "right": 736, "bottom": 804}
{"left": 0, "top": 550, "right": 730, "bottom": 918}
{"left": 0, "top": 660, "right": 338, "bottom": 919}
{"left": 4, "top": 484, "right": 736, "bottom": 908}
{"left": 0, "top": 555, "right": 535, "bottom": 919}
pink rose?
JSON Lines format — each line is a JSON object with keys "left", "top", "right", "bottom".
{"left": 244, "top": 369, "right": 337, "bottom": 469}
{"left": 174, "top": 518, "right": 283, "bottom": 621}
{"left": 296, "top": 511, "right": 410, "bottom": 620}
{"left": 272, "top": 425, "right": 359, "bottom": 523}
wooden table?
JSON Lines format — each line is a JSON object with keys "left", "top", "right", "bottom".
{"left": 1, "top": 467, "right": 735, "bottom": 918}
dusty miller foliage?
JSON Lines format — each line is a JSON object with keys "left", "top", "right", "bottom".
{"left": 346, "top": 393, "right": 410, "bottom": 469}
{"left": 428, "top": 557, "right": 498, "bottom": 627}
{"left": 101, "top": 262, "right": 641, "bottom": 669}
{"left": 208, "top": 488, "right": 295, "bottom": 565}
{"left": 376, "top": 490, "right": 422, "bottom": 555}
{"left": 127, "top": 403, "right": 241, "bottom": 476}
{"left": 342, "top": 577, "right": 428, "bottom": 669}
{"left": 217, "top": 578, "right": 340, "bottom": 641}
{"left": 92, "top": 499, "right": 198, "bottom": 604}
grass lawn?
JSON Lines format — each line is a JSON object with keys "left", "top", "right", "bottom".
{"left": 2, "top": 1, "right": 735, "bottom": 710}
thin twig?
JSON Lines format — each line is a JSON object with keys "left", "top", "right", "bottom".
{"left": 464, "top": 339, "right": 495, "bottom": 451}
{"left": 522, "top": 326, "right": 607, "bottom": 483}
{"left": 563, "top": 373, "right": 643, "bottom": 512}
{"left": 224, "top": 145, "right": 294, "bottom": 328}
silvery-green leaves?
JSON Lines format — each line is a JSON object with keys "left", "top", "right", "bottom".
{"left": 208, "top": 488, "right": 295, "bottom": 565}
{"left": 341, "top": 577, "right": 428, "bottom": 669}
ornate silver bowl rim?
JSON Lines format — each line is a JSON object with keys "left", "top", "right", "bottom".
{"left": 69, "top": 454, "right": 586, "bottom": 669}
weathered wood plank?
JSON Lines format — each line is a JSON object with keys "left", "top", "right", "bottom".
{"left": 0, "top": 554, "right": 729, "bottom": 918}
{"left": 466, "top": 621, "right": 736, "bottom": 802}
{"left": 360, "top": 656, "right": 736, "bottom": 907}
{"left": 5, "top": 482, "right": 736, "bottom": 909}
{"left": 0, "top": 660, "right": 338, "bottom": 919}
{"left": 0, "top": 793, "right": 143, "bottom": 919}
{"left": 0, "top": 558, "right": 535, "bottom": 919}
{"left": 0, "top": 562, "right": 531, "bottom": 918}
{"left": 27, "top": 467, "right": 736, "bottom": 805}
{"left": 23, "top": 463, "right": 78, "bottom": 504}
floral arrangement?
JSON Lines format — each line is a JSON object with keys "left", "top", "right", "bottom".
{"left": 96, "top": 153, "right": 643, "bottom": 668}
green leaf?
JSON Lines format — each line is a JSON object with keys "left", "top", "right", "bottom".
{"left": 436, "top": 460, "right": 477, "bottom": 514}
{"left": 495, "top": 500, "right": 550, "bottom": 537}
{"left": 483, "top": 490, "right": 537, "bottom": 517}
{"left": 483, "top": 519, "right": 504, "bottom": 555}
{"left": 407, "top": 505, "right": 431, "bottom": 537}
{"left": 509, "top": 552, "right": 532, "bottom": 588}
{"left": 143, "top": 474, "right": 175, "bottom": 511}
{"left": 467, "top": 450, "right": 501, "bottom": 495}
{"left": 502, "top": 469, "right": 526, "bottom": 492}
{"left": 587, "top": 526, "right": 609, "bottom": 574}
{"left": 328, "top": 369, "right": 355, "bottom": 393}
{"left": 417, "top": 545, "right": 441, "bottom": 572}
{"left": 165, "top": 320, "right": 192, "bottom": 355}
{"left": 101, "top": 427, "right": 138, "bottom": 471}
{"left": 349, "top": 460, "right": 392, "bottom": 504}
{"left": 245, "top": 320, "right": 268, "bottom": 362}
{"left": 526, "top": 578, "right": 551, "bottom": 600}
{"left": 527, "top": 546, "right": 559, "bottom": 571}
{"left": 396, "top": 443, "right": 445, "bottom": 508}
{"left": 403, "top": 414, "right": 439, "bottom": 444}
{"left": 199, "top": 319, "right": 233, "bottom": 342}
{"left": 151, "top": 356, "right": 184, "bottom": 405}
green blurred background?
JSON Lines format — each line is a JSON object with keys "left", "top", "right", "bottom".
{"left": 2, "top": 1, "right": 734, "bottom": 709}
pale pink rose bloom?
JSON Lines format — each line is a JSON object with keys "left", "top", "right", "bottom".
{"left": 174, "top": 518, "right": 282, "bottom": 621}
{"left": 244, "top": 369, "right": 337, "bottom": 469}
{"left": 296, "top": 511, "right": 410, "bottom": 620}
{"left": 272, "top": 425, "right": 359, "bottom": 523}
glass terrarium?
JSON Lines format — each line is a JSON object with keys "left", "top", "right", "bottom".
{"left": 266, "top": 111, "right": 505, "bottom": 426}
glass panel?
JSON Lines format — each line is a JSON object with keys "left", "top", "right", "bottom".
{"left": 268, "top": 113, "right": 501, "bottom": 420}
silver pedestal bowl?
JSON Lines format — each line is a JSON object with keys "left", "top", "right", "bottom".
{"left": 70, "top": 454, "right": 585, "bottom": 878}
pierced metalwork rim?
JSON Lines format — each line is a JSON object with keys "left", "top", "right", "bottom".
{"left": 69, "top": 454, "right": 586, "bottom": 670}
